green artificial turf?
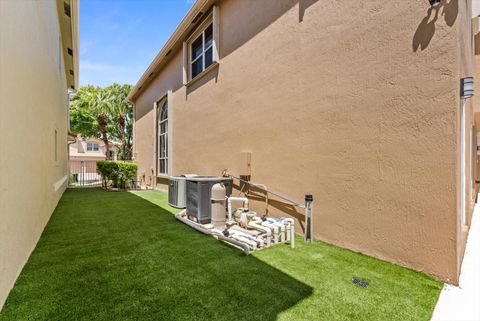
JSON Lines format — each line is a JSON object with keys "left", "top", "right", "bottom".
{"left": 0, "top": 188, "right": 442, "bottom": 321}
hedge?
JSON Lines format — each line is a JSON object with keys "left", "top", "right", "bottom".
{"left": 97, "top": 161, "right": 137, "bottom": 190}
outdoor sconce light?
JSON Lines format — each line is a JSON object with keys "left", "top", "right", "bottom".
{"left": 429, "top": 0, "right": 441, "bottom": 6}
{"left": 461, "top": 77, "right": 474, "bottom": 99}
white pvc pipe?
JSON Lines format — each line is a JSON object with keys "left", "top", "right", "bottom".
{"left": 229, "top": 229, "right": 264, "bottom": 248}
{"left": 286, "top": 222, "right": 292, "bottom": 245}
{"left": 227, "top": 196, "right": 249, "bottom": 221}
{"left": 265, "top": 218, "right": 285, "bottom": 243}
{"left": 282, "top": 218, "right": 295, "bottom": 248}
{"left": 176, "top": 212, "right": 251, "bottom": 254}
{"left": 212, "top": 229, "right": 263, "bottom": 250}
{"left": 212, "top": 228, "right": 258, "bottom": 250}
{"left": 229, "top": 233, "right": 257, "bottom": 250}
{"left": 248, "top": 218, "right": 272, "bottom": 247}
{"left": 262, "top": 221, "right": 279, "bottom": 243}
{"left": 177, "top": 207, "right": 295, "bottom": 253}
{"left": 272, "top": 222, "right": 285, "bottom": 242}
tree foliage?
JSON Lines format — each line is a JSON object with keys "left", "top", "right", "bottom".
{"left": 96, "top": 160, "right": 137, "bottom": 189}
{"left": 70, "top": 84, "right": 133, "bottom": 160}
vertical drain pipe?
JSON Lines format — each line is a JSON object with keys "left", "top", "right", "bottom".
{"left": 304, "top": 195, "right": 313, "bottom": 242}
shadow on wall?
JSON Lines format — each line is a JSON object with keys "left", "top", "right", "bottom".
{"left": 221, "top": 0, "right": 319, "bottom": 59}
{"left": 412, "top": 0, "right": 458, "bottom": 52}
{"left": 183, "top": 0, "right": 319, "bottom": 97}
{"left": 475, "top": 32, "right": 480, "bottom": 54}
{"left": 239, "top": 184, "right": 307, "bottom": 234}
{"left": 133, "top": 0, "right": 320, "bottom": 113}
{"left": 299, "top": 0, "right": 318, "bottom": 22}
{"left": 0, "top": 189, "right": 313, "bottom": 321}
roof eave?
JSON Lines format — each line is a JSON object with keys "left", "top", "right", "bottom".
{"left": 56, "top": 0, "right": 79, "bottom": 90}
{"left": 71, "top": 0, "right": 79, "bottom": 90}
{"left": 127, "top": 0, "right": 214, "bottom": 102}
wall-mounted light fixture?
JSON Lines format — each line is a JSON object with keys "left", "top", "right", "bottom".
{"left": 429, "top": 0, "right": 441, "bottom": 6}
{"left": 460, "top": 77, "right": 474, "bottom": 99}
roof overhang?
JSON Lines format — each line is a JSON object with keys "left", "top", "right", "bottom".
{"left": 127, "top": 0, "right": 216, "bottom": 102}
{"left": 67, "top": 130, "right": 78, "bottom": 144}
{"left": 56, "top": 0, "right": 79, "bottom": 91}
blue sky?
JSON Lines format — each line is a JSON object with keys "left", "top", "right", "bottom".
{"left": 79, "top": 0, "right": 193, "bottom": 87}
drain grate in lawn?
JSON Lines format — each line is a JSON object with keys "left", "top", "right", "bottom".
{"left": 0, "top": 188, "right": 442, "bottom": 321}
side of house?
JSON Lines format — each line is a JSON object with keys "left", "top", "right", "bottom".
{"left": 129, "top": 0, "right": 478, "bottom": 284}
{"left": 0, "top": 0, "right": 79, "bottom": 309}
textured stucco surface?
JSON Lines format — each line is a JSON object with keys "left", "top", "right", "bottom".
{"left": 0, "top": 0, "right": 69, "bottom": 309}
{"left": 456, "top": 0, "right": 476, "bottom": 279}
{"left": 133, "top": 0, "right": 476, "bottom": 283}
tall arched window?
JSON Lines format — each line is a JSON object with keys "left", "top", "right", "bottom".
{"left": 158, "top": 100, "right": 168, "bottom": 174}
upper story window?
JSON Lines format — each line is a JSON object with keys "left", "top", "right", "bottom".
{"left": 87, "top": 142, "right": 99, "bottom": 152}
{"left": 183, "top": 6, "right": 219, "bottom": 84}
{"left": 190, "top": 23, "right": 213, "bottom": 79}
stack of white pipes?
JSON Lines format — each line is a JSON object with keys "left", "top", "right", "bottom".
{"left": 226, "top": 197, "right": 295, "bottom": 249}
{"left": 175, "top": 194, "right": 296, "bottom": 254}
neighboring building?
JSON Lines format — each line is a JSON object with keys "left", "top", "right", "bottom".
{"left": 69, "top": 137, "right": 118, "bottom": 161}
{"left": 128, "top": 0, "right": 480, "bottom": 284}
{"left": 68, "top": 137, "right": 119, "bottom": 185}
{"left": 0, "top": 0, "right": 78, "bottom": 309}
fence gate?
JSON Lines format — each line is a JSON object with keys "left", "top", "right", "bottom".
{"left": 69, "top": 160, "right": 102, "bottom": 187}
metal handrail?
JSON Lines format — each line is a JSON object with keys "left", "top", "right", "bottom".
{"left": 227, "top": 173, "right": 305, "bottom": 208}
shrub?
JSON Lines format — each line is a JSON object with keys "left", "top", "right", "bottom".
{"left": 97, "top": 161, "right": 137, "bottom": 190}
{"left": 68, "top": 173, "right": 78, "bottom": 184}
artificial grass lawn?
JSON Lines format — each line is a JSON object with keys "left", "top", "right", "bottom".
{"left": 0, "top": 188, "right": 442, "bottom": 321}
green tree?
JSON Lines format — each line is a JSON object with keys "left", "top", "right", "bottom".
{"left": 69, "top": 87, "right": 98, "bottom": 139}
{"left": 70, "top": 84, "right": 133, "bottom": 160}
{"left": 105, "top": 84, "right": 133, "bottom": 160}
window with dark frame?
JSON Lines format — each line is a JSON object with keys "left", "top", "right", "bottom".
{"left": 158, "top": 100, "right": 168, "bottom": 175}
{"left": 87, "top": 142, "right": 99, "bottom": 152}
{"left": 190, "top": 23, "right": 213, "bottom": 80}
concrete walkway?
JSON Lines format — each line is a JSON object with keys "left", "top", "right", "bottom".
{"left": 431, "top": 204, "right": 480, "bottom": 321}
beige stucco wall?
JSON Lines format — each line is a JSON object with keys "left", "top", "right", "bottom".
{"left": 0, "top": 0, "right": 70, "bottom": 309}
{"left": 133, "top": 0, "right": 475, "bottom": 283}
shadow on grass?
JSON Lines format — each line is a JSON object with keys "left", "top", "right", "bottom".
{"left": 0, "top": 188, "right": 312, "bottom": 321}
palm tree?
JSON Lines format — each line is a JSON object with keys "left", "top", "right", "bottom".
{"left": 70, "top": 84, "right": 133, "bottom": 161}
{"left": 106, "top": 84, "right": 133, "bottom": 160}
{"left": 92, "top": 88, "right": 113, "bottom": 160}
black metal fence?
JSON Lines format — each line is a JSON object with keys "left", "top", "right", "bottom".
{"left": 68, "top": 160, "right": 102, "bottom": 187}
{"left": 69, "top": 159, "right": 141, "bottom": 189}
